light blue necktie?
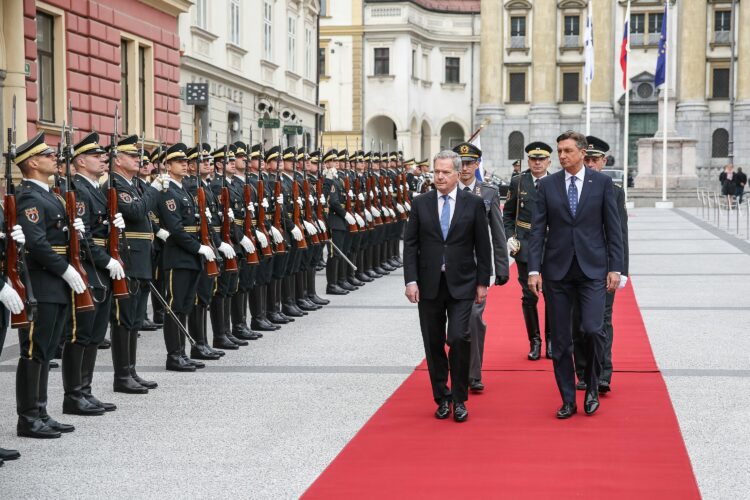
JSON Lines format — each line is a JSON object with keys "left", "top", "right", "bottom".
{"left": 440, "top": 194, "right": 451, "bottom": 240}
{"left": 568, "top": 176, "right": 578, "bottom": 217}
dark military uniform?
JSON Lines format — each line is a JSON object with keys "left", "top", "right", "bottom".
{"left": 322, "top": 150, "right": 351, "bottom": 295}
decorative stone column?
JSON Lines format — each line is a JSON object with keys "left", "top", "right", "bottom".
{"left": 475, "top": 0, "right": 504, "bottom": 174}
{"left": 735, "top": 0, "right": 750, "bottom": 164}
{"left": 530, "top": 0, "right": 557, "bottom": 117}
{"left": 1, "top": 0, "right": 28, "bottom": 145}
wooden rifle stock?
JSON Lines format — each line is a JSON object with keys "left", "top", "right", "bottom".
{"left": 272, "top": 178, "right": 287, "bottom": 253}
{"left": 343, "top": 176, "right": 358, "bottom": 233}
{"left": 303, "top": 179, "right": 320, "bottom": 245}
{"left": 197, "top": 187, "right": 219, "bottom": 277}
{"left": 4, "top": 194, "right": 30, "bottom": 327}
{"left": 107, "top": 187, "right": 130, "bottom": 298}
{"left": 66, "top": 190, "right": 95, "bottom": 311}
{"left": 291, "top": 177, "right": 308, "bottom": 249}
{"left": 242, "top": 183, "right": 261, "bottom": 264}
{"left": 220, "top": 186, "right": 238, "bottom": 273}
{"left": 396, "top": 174, "right": 407, "bottom": 221}
{"left": 255, "top": 179, "right": 274, "bottom": 256}
{"left": 315, "top": 176, "right": 329, "bottom": 241}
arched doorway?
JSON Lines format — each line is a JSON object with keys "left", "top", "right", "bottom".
{"left": 440, "top": 121, "right": 464, "bottom": 150}
{"left": 365, "top": 115, "right": 397, "bottom": 151}
{"left": 420, "top": 120, "right": 432, "bottom": 160}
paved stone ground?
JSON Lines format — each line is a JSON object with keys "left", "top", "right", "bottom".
{"left": 0, "top": 207, "right": 747, "bottom": 499}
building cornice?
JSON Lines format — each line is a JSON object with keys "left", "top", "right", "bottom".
{"left": 138, "top": 0, "right": 192, "bottom": 17}
{"left": 364, "top": 24, "right": 479, "bottom": 44}
{"left": 320, "top": 25, "right": 365, "bottom": 36}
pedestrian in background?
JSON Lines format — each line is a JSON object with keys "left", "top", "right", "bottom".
{"left": 719, "top": 164, "right": 736, "bottom": 207}
{"left": 735, "top": 167, "right": 747, "bottom": 205}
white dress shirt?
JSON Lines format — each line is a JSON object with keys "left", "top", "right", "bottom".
{"left": 24, "top": 178, "right": 53, "bottom": 192}
{"left": 460, "top": 180, "right": 476, "bottom": 193}
{"left": 564, "top": 167, "right": 586, "bottom": 203}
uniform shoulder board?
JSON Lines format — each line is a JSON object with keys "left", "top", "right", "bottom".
{"left": 481, "top": 181, "right": 498, "bottom": 191}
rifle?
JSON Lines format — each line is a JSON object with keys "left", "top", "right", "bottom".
{"left": 342, "top": 143, "right": 358, "bottom": 234}
{"left": 378, "top": 141, "right": 392, "bottom": 225}
{"left": 196, "top": 130, "right": 219, "bottom": 277}
{"left": 242, "top": 129, "right": 260, "bottom": 264}
{"left": 255, "top": 141, "right": 274, "bottom": 257}
{"left": 301, "top": 148, "right": 320, "bottom": 246}
{"left": 4, "top": 95, "right": 37, "bottom": 327}
{"left": 271, "top": 137, "right": 287, "bottom": 253}
{"left": 63, "top": 102, "right": 95, "bottom": 311}
{"left": 218, "top": 139, "right": 238, "bottom": 273}
{"left": 367, "top": 139, "right": 382, "bottom": 227}
{"left": 315, "top": 134, "right": 329, "bottom": 241}
{"left": 291, "top": 141, "right": 308, "bottom": 250}
{"left": 107, "top": 106, "right": 130, "bottom": 298}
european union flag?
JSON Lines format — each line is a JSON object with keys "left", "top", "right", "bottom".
{"left": 654, "top": 2, "right": 668, "bottom": 87}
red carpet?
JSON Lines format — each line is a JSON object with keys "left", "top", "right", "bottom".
{"left": 304, "top": 267, "right": 700, "bottom": 499}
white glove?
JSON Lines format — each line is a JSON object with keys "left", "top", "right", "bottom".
{"left": 369, "top": 191, "right": 375, "bottom": 198}
{"left": 261, "top": 198, "right": 269, "bottom": 209}
{"left": 227, "top": 208, "right": 235, "bottom": 222}
{"left": 150, "top": 174, "right": 170, "bottom": 191}
{"left": 276, "top": 194, "right": 284, "bottom": 205}
{"left": 319, "top": 195, "right": 326, "bottom": 205}
{"left": 218, "top": 241, "right": 236, "bottom": 259}
{"left": 372, "top": 207, "right": 381, "bottom": 218}
{"left": 10, "top": 224, "right": 25, "bottom": 245}
{"left": 106, "top": 258, "right": 125, "bottom": 280}
{"left": 618, "top": 275, "right": 628, "bottom": 289}
{"left": 389, "top": 186, "right": 395, "bottom": 194}
{"left": 344, "top": 212, "right": 356, "bottom": 225}
{"left": 247, "top": 203, "right": 255, "bottom": 214}
{"left": 255, "top": 230, "right": 269, "bottom": 248}
{"left": 396, "top": 203, "right": 405, "bottom": 214}
{"left": 354, "top": 213, "right": 365, "bottom": 228}
{"left": 62, "top": 265, "right": 87, "bottom": 294}
{"left": 73, "top": 217, "right": 86, "bottom": 235}
{"left": 317, "top": 219, "right": 327, "bottom": 232}
{"left": 0, "top": 282, "right": 24, "bottom": 315}
{"left": 375, "top": 187, "right": 381, "bottom": 195}
{"left": 364, "top": 210, "right": 373, "bottom": 223}
{"left": 303, "top": 220, "right": 317, "bottom": 235}
{"left": 270, "top": 225, "right": 284, "bottom": 244}
{"left": 348, "top": 190, "right": 354, "bottom": 198}
{"left": 308, "top": 194, "right": 315, "bottom": 204}
{"left": 357, "top": 193, "right": 365, "bottom": 202}
{"left": 198, "top": 245, "right": 216, "bottom": 262}
{"left": 404, "top": 201, "right": 411, "bottom": 211}
{"left": 291, "top": 225, "right": 304, "bottom": 241}
{"left": 156, "top": 228, "right": 170, "bottom": 242}
{"left": 239, "top": 236, "right": 255, "bottom": 254}
{"left": 113, "top": 213, "right": 125, "bottom": 230}
{"left": 296, "top": 197, "right": 304, "bottom": 206}
{"left": 388, "top": 207, "right": 396, "bottom": 218}
{"left": 204, "top": 207, "right": 212, "bottom": 223}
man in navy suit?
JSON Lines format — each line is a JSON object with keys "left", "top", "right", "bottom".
{"left": 403, "top": 150, "right": 492, "bottom": 422}
{"left": 528, "top": 131, "right": 623, "bottom": 419}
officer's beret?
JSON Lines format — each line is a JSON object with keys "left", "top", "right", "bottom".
{"left": 164, "top": 143, "right": 188, "bottom": 162}
{"left": 453, "top": 142, "right": 482, "bottom": 161}
{"left": 585, "top": 136, "right": 610, "bottom": 157}
{"left": 525, "top": 141, "right": 552, "bottom": 158}
{"left": 73, "top": 132, "right": 106, "bottom": 158}
{"left": 15, "top": 132, "right": 54, "bottom": 164}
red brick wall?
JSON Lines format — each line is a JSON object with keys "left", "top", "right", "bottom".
{"left": 24, "top": 0, "right": 182, "bottom": 145}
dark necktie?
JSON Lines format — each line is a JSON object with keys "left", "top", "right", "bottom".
{"left": 534, "top": 178, "right": 539, "bottom": 190}
{"left": 568, "top": 176, "right": 578, "bottom": 216}
{"left": 463, "top": 186, "right": 471, "bottom": 192}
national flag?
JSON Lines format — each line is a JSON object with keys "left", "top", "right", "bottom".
{"left": 471, "top": 135, "right": 483, "bottom": 182}
{"left": 654, "top": 2, "right": 668, "bottom": 87}
{"left": 620, "top": 18, "right": 628, "bottom": 89}
{"left": 584, "top": 11, "right": 594, "bottom": 85}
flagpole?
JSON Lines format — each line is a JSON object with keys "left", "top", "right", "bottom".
{"left": 661, "top": 0, "right": 669, "bottom": 202}
{"left": 623, "top": 0, "right": 631, "bottom": 202}
{"left": 585, "top": 2, "right": 592, "bottom": 135}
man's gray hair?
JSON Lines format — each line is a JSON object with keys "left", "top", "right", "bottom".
{"left": 433, "top": 150, "right": 461, "bottom": 172}
{"left": 556, "top": 130, "right": 588, "bottom": 151}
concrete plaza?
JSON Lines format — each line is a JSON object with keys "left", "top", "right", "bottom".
{"left": 0, "top": 207, "right": 747, "bottom": 499}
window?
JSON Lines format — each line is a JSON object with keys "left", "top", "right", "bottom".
{"left": 508, "top": 131, "right": 524, "bottom": 160}
{"left": 411, "top": 50, "right": 417, "bottom": 77}
{"left": 648, "top": 12, "right": 663, "bottom": 44}
{"left": 37, "top": 12, "right": 55, "bottom": 123}
{"left": 630, "top": 13, "right": 645, "bottom": 45}
{"left": 562, "top": 71, "right": 580, "bottom": 102}
{"left": 320, "top": 0, "right": 327, "bottom": 17}
{"left": 305, "top": 26, "right": 313, "bottom": 78}
{"left": 318, "top": 47, "right": 326, "bottom": 77}
{"left": 374, "top": 48, "right": 389, "bottom": 76}
{"left": 563, "top": 15, "right": 580, "bottom": 47}
{"left": 715, "top": 10, "right": 731, "bottom": 44}
{"left": 510, "top": 16, "right": 526, "bottom": 48}
{"left": 509, "top": 72, "right": 526, "bottom": 103}
{"left": 264, "top": 1, "right": 272, "bottom": 60}
{"left": 422, "top": 53, "right": 429, "bottom": 81}
{"left": 712, "top": 129, "right": 729, "bottom": 158}
{"left": 712, "top": 67, "right": 730, "bottom": 99}
{"left": 229, "top": 0, "right": 240, "bottom": 45}
{"left": 196, "top": 0, "right": 207, "bottom": 29}
{"left": 445, "top": 57, "right": 460, "bottom": 84}
{"left": 121, "top": 43, "right": 129, "bottom": 132}
{"left": 120, "top": 37, "right": 154, "bottom": 136}
{"left": 288, "top": 15, "right": 296, "bottom": 71}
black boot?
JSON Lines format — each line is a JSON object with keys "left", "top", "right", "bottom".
{"left": 16, "top": 358, "right": 60, "bottom": 439}
{"left": 295, "top": 272, "right": 319, "bottom": 311}
{"left": 307, "top": 268, "right": 329, "bottom": 305}
{"left": 38, "top": 361, "right": 75, "bottom": 433}
{"left": 62, "top": 342, "right": 105, "bottom": 416}
{"left": 129, "top": 330, "right": 158, "bottom": 388}
{"left": 211, "top": 297, "right": 239, "bottom": 349}
{"left": 267, "top": 282, "right": 290, "bottom": 323}
{"left": 81, "top": 344, "right": 116, "bottom": 411}
{"left": 522, "top": 304, "right": 542, "bottom": 361}
{"left": 338, "top": 258, "right": 357, "bottom": 291}
{"left": 189, "top": 306, "right": 221, "bottom": 360}
{"left": 178, "top": 316, "right": 205, "bottom": 369}
{"left": 232, "top": 293, "right": 260, "bottom": 339}
{"left": 201, "top": 305, "right": 225, "bottom": 356}
{"left": 0, "top": 448, "right": 20, "bottom": 460}
{"left": 282, "top": 276, "right": 306, "bottom": 317}
{"left": 223, "top": 296, "right": 249, "bottom": 345}
{"left": 326, "top": 257, "right": 348, "bottom": 295}
{"left": 251, "top": 286, "right": 279, "bottom": 330}
{"left": 165, "top": 314, "right": 196, "bottom": 372}
{"left": 112, "top": 325, "right": 148, "bottom": 394}
{"left": 546, "top": 337, "right": 553, "bottom": 359}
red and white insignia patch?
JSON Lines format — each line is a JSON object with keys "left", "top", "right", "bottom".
{"left": 25, "top": 207, "right": 40, "bottom": 224}
{"left": 119, "top": 192, "right": 133, "bottom": 203}
{"left": 76, "top": 201, "right": 86, "bottom": 217}
{"left": 166, "top": 199, "right": 177, "bottom": 212}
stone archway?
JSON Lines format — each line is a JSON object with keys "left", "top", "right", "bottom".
{"left": 365, "top": 115, "right": 397, "bottom": 152}
{"left": 420, "top": 120, "right": 432, "bottom": 160}
{"left": 440, "top": 121, "right": 465, "bottom": 150}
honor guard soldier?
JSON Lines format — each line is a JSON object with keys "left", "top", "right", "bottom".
{"left": 110, "top": 134, "right": 160, "bottom": 393}
{"left": 154, "top": 143, "right": 218, "bottom": 371}
{"left": 293, "top": 147, "right": 322, "bottom": 312}
{"left": 453, "top": 142, "right": 510, "bottom": 391}
{"left": 573, "top": 135, "right": 629, "bottom": 394}
{"left": 144, "top": 146, "right": 166, "bottom": 331}
{"left": 61, "top": 132, "right": 124, "bottom": 415}
{"left": 503, "top": 141, "right": 553, "bottom": 360}
{"left": 352, "top": 151, "right": 374, "bottom": 284}
{"left": 14, "top": 133, "right": 86, "bottom": 438}
{"left": 337, "top": 149, "right": 365, "bottom": 291}
{"left": 301, "top": 149, "right": 329, "bottom": 306}
{"left": 278, "top": 146, "right": 308, "bottom": 316}
{"left": 323, "top": 149, "right": 352, "bottom": 295}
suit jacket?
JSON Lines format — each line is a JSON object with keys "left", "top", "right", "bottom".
{"left": 528, "top": 168, "right": 623, "bottom": 281}
{"left": 614, "top": 184, "right": 630, "bottom": 276}
{"left": 403, "top": 188, "right": 492, "bottom": 301}
{"left": 466, "top": 182, "right": 509, "bottom": 278}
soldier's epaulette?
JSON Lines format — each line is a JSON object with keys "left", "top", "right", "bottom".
{"left": 481, "top": 181, "right": 498, "bottom": 191}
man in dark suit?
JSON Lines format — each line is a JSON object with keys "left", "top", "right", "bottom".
{"left": 528, "top": 131, "right": 623, "bottom": 419}
{"left": 404, "top": 150, "right": 492, "bottom": 423}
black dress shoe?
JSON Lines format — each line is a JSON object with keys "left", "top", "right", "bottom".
{"left": 41, "top": 415, "right": 75, "bottom": 433}
{"left": 267, "top": 312, "right": 291, "bottom": 324}
{"left": 545, "top": 341, "right": 552, "bottom": 359}
{"left": 326, "top": 284, "right": 349, "bottom": 295}
{"left": 584, "top": 391, "right": 600, "bottom": 415}
{"left": 114, "top": 379, "right": 149, "bottom": 394}
{"left": 182, "top": 355, "right": 205, "bottom": 369}
{"left": 366, "top": 270, "right": 382, "bottom": 279}
{"left": 355, "top": 272, "right": 374, "bottom": 283}
{"left": 0, "top": 448, "right": 21, "bottom": 460}
{"left": 528, "top": 340, "right": 541, "bottom": 360}
{"left": 282, "top": 304, "right": 305, "bottom": 317}
{"left": 373, "top": 266, "right": 389, "bottom": 275}
{"left": 308, "top": 293, "right": 330, "bottom": 306}
{"left": 166, "top": 355, "right": 196, "bottom": 372}
{"left": 434, "top": 400, "right": 451, "bottom": 419}
{"left": 381, "top": 262, "right": 396, "bottom": 272}
{"left": 191, "top": 344, "right": 221, "bottom": 360}
{"left": 347, "top": 277, "right": 365, "bottom": 287}
{"left": 453, "top": 402, "right": 468, "bottom": 422}
{"left": 48, "top": 360, "right": 59, "bottom": 369}
{"left": 297, "top": 299, "right": 320, "bottom": 311}
{"left": 598, "top": 381, "right": 611, "bottom": 394}
{"left": 140, "top": 319, "right": 159, "bottom": 331}
{"left": 556, "top": 402, "right": 577, "bottom": 419}
{"left": 206, "top": 345, "right": 226, "bottom": 356}
{"left": 63, "top": 396, "right": 106, "bottom": 416}
{"left": 98, "top": 338, "right": 111, "bottom": 350}
{"left": 576, "top": 380, "right": 587, "bottom": 391}
{"left": 279, "top": 312, "right": 295, "bottom": 322}
{"left": 338, "top": 281, "right": 357, "bottom": 292}
{"left": 213, "top": 336, "right": 240, "bottom": 350}
{"left": 17, "top": 419, "right": 61, "bottom": 439}
{"left": 251, "top": 319, "right": 280, "bottom": 331}
{"left": 232, "top": 328, "right": 257, "bottom": 341}
{"left": 84, "top": 394, "right": 117, "bottom": 412}
{"left": 226, "top": 332, "right": 249, "bottom": 346}
{"left": 387, "top": 258, "right": 401, "bottom": 268}
{"left": 469, "top": 380, "right": 485, "bottom": 392}
{"left": 132, "top": 374, "right": 158, "bottom": 389}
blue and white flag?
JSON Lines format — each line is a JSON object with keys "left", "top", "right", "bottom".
{"left": 471, "top": 135, "right": 483, "bottom": 182}
{"left": 654, "top": 2, "right": 668, "bottom": 87}
{"left": 584, "top": 11, "right": 594, "bottom": 85}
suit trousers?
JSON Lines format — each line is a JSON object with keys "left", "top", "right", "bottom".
{"left": 417, "top": 273, "right": 473, "bottom": 404}
{"left": 573, "top": 290, "right": 616, "bottom": 383}
{"left": 544, "top": 258, "right": 606, "bottom": 403}
{"left": 468, "top": 298, "right": 486, "bottom": 383}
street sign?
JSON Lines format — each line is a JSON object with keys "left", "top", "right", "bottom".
{"left": 283, "top": 125, "right": 303, "bottom": 135}
{"left": 185, "top": 83, "right": 209, "bottom": 105}
{"left": 258, "top": 118, "right": 281, "bottom": 129}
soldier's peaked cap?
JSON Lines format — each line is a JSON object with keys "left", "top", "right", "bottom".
{"left": 282, "top": 146, "right": 297, "bottom": 160}
{"left": 453, "top": 142, "right": 482, "bottom": 161}
{"left": 164, "top": 143, "right": 188, "bottom": 162}
{"left": 117, "top": 135, "right": 140, "bottom": 156}
{"left": 264, "top": 145, "right": 281, "bottom": 162}
{"left": 233, "top": 141, "right": 248, "bottom": 157}
{"left": 585, "top": 136, "right": 609, "bottom": 157}
{"left": 525, "top": 141, "right": 552, "bottom": 158}
{"left": 323, "top": 149, "right": 338, "bottom": 162}
{"left": 73, "top": 132, "right": 105, "bottom": 158}
{"left": 212, "top": 146, "right": 235, "bottom": 161}
{"left": 15, "top": 132, "right": 54, "bottom": 164}
{"left": 250, "top": 143, "right": 262, "bottom": 159}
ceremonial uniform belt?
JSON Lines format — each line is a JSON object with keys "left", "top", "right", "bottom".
{"left": 124, "top": 231, "right": 154, "bottom": 241}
